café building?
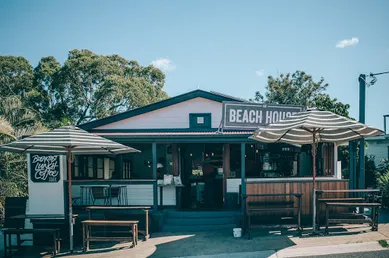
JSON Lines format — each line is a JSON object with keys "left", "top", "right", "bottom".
{"left": 27, "top": 89, "right": 348, "bottom": 232}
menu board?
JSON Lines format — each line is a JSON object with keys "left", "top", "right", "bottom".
{"left": 30, "top": 154, "right": 60, "bottom": 183}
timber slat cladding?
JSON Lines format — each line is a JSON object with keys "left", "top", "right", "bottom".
{"left": 246, "top": 180, "right": 349, "bottom": 216}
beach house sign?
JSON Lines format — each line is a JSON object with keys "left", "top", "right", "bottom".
{"left": 222, "top": 102, "right": 304, "bottom": 130}
{"left": 30, "top": 154, "right": 60, "bottom": 183}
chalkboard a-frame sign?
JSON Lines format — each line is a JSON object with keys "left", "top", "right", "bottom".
{"left": 30, "top": 154, "right": 60, "bottom": 183}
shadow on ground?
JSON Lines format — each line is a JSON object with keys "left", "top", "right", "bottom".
{"left": 147, "top": 228, "right": 297, "bottom": 258}
{"left": 3, "top": 208, "right": 389, "bottom": 258}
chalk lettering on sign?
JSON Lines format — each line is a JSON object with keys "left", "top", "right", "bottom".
{"left": 31, "top": 154, "right": 60, "bottom": 182}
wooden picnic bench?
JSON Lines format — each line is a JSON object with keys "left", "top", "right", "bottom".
{"left": 244, "top": 193, "right": 303, "bottom": 239}
{"left": 325, "top": 202, "right": 381, "bottom": 234}
{"left": 2, "top": 197, "right": 69, "bottom": 257}
{"left": 82, "top": 220, "right": 139, "bottom": 252}
{"left": 3, "top": 228, "right": 61, "bottom": 257}
{"left": 86, "top": 206, "right": 150, "bottom": 240}
{"left": 316, "top": 197, "right": 364, "bottom": 227}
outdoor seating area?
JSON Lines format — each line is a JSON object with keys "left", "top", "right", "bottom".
{"left": 86, "top": 206, "right": 150, "bottom": 241}
{"left": 314, "top": 189, "right": 382, "bottom": 234}
{"left": 0, "top": 90, "right": 387, "bottom": 256}
{"left": 1, "top": 197, "right": 63, "bottom": 257}
{"left": 82, "top": 220, "right": 139, "bottom": 252}
{"left": 79, "top": 186, "right": 128, "bottom": 206}
{"left": 244, "top": 193, "right": 303, "bottom": 239}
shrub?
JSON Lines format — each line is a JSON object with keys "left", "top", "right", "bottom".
{"left": 376, "top": 170, "right": 389, "bottom": 207}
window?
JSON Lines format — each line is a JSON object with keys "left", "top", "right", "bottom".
{"left": 97, "top": 158, "right": 104, "bottom": 178}
{"left": 109, "top": 159, "right": 115, "bottom": 179}
{"left": 123, "top": 160, "right": 131, "bottom": 179}
{"left": 190, "top": 113, "right": 211, "bottom": 129}
{"left": 72, "top": 156, "right": 105, "bottom": 179}
{"left": 87, "top": 157, "right": 94, "bottom": 178}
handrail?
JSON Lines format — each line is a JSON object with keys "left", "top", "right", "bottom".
{"left": 243, "top": 193, "right": 302, "bottom": 198}
{"left": 316, "top": 189, "right": 380, "bottom": 193}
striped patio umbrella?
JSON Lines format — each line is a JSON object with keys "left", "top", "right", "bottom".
{"left": 250, "top": 108, "right": 383, "bottom": 233}
{"left": 0, "top": 125, "right": 140, "bottom": 251}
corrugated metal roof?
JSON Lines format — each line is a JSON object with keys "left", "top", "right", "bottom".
{"left": 96, "top": 131, "right": 253, "bottom": 136}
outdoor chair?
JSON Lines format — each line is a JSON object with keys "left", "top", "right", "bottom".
{"left": 109, "top": 187, "right": 122, "bottom": 205}
{"left": 90, "top": 187, "right": 108, "bottom": 205}
{"left": 1, "top": 197, "right": 61, "bottom": 257}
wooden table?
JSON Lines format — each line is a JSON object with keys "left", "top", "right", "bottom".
{"left": 316, "top": 189, "right": 382, "bottom": 230}
{"left": 11, "top": 214, "right": 78, "bottom": 224}
{"left": 82, "top": 220, "right": 139, "bottom": 252}
{"left": 325, "top": 202, "right": 381, "bottom": 234}
{"left": 244, "top": 193, "right": 303, "bottom": 239}
{"left": 86, "top": 206, "right": 151, "bottom": 240}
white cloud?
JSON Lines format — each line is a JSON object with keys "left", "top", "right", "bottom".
{"left": 336, "top": 37, "right": 359, "bottom": 48}
{"left": 255, "top": 70, "right": 265, "bottom": 77}
{"left": 151, "top": 58, "right": 176, "bottom": 72}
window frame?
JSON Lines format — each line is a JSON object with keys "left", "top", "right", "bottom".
{"left": 189, "top": 113, "right": 212, "bottom": 129}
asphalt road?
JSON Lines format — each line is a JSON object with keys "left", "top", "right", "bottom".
{"left": 300, "top": 250, "right": 389, "bottom": 258}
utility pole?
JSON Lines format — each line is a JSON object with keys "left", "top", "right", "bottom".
{"left": 358, "top": 74, "right": 366, "bottom": 189}
{"left": 357, "top": 70, "right": 389, "bottom": 189}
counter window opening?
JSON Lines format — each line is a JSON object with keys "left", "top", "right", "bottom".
{"left": 228, "top": 142, "right": 336, "bottom": 179}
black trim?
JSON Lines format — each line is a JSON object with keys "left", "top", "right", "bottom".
{"left": 90, "top": 128, "right": 227, "bottom": 133}
{"left": 80, "top": 90, "right": 244, "bottom": 130}
{"left": 189, "top": 113, "right": 212, "bottom": 129}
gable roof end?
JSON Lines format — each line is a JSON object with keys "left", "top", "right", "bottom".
{"left": 79, "top": 89, "right": 244, "bottom": 130}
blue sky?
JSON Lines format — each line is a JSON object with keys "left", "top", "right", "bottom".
{"left": 1, "top": 0, "right": 388, "bottom": 129}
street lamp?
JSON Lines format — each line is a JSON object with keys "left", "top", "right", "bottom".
{"left": 357, "top": 71, "right": 389, "bottom": 189}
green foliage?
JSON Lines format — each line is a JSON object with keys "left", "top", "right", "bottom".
{"left": 0, "top": 56, "right": 34, "bottom": 98}
{"left": 378, "top": 240, "right": 389, "bottom": 248}
{"left": 376, "top": 170, "right": 389, "bottom": 207}
{"left": 254, "top": 70, "right": 351, "bottom": 117}
{"left": 376, "top": 158, "right": 389, "bottom": 177}
{"left": 0, "top": 96, "right": 45, "bottom": 210}
{"left": 0, "top": 50, "right": 169, "bottom": 208}
{"left": 37, "top": 50, "right": 168, "bottom": 126}
{"left": 313, "top": 94, "right": 351, "bottom": 118}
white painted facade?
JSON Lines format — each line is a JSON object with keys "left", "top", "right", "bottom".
{"left": 71, "top": 183, "right": 176, "bottom": 206}
{"left": 27, "top": 154, "right": 66, "bottom": 215}
{"left": 96, "top": 97, "right": 223, "bottom": 130}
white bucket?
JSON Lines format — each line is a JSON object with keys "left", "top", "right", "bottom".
{"left": 233, "top": 228, "right": 242, "bottom": 238}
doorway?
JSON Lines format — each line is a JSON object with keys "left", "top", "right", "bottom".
{"left": 180, "top": 143, "right": 224, "bottom": 210}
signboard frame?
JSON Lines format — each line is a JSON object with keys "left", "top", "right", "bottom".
{"left": 30, "top": 154, "right": 61, "bottom": 183}
{"left": 222, "top": 101, "right": 304, "bottom": 130}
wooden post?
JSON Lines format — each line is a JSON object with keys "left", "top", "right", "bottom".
{"left": 152, "top": 143, "right": 158, "bottom": 211}
{"left": 241, "top": 143, "right": 246, "bottom": 214}
{"left": 359, "top": 74, "right": 366, "bottom": 189}
{"left": 223, "top": 143, "right": 230, "bottom": 208}
{"left": 172, "top": 144, "right": 179, "bottom": 176}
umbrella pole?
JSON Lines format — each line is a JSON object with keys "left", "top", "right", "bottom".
{"left": 312, "top": 131, "right": 317, "bottom": 234}
{"left": 67, "top": 148, "right": 73, "bottom": 252}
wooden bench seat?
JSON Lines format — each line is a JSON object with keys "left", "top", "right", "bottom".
{"left": 2, "top": 228, "right": 60, "bottom": 257}
{"left": 244, "top": 193, "right": 302, "bottom": 239}
{"left": 81, "top": 220, "right": 139, "bottom": 252}
{"left": 325, "top": 202, "right": 381, "bottom": 234}
{"left": 316, "top": 197, "right": 365, "bottom": 227}
{"left": 317, "top": 198, "right": 364, "bottom": 202}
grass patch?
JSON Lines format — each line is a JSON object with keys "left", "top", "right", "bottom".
{"left": 378, "top": 240, "right": 389, "bottom": 248}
